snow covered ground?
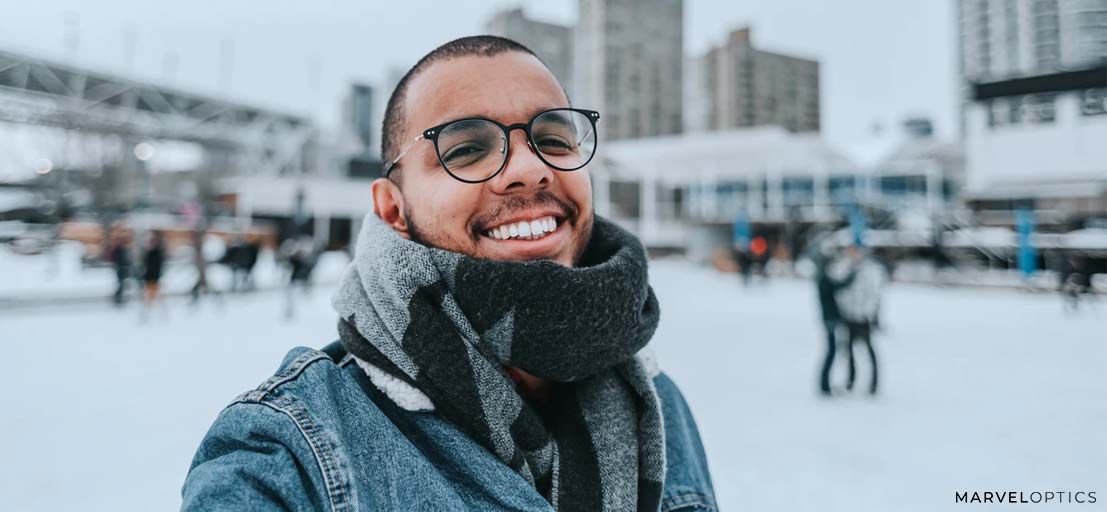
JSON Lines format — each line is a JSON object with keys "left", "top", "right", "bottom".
{"left": 1, "top": 260, "right": 1104, "bottom": 511}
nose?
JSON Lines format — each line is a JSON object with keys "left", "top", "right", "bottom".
{"left": 488, "top": 127, "right": 554, "bottom": 194}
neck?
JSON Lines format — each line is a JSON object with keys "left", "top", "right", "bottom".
{"left": 505, "top": 367, "right": 554, "bottom": 403}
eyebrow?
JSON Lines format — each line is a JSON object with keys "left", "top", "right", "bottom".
{"left": 429, "top": 105, "right": 570, "bottom": 128}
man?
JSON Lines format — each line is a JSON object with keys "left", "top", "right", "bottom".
{"left": 107, "top": 224, "right": 132, "bottom": 307}
{"left": 833, "top": 244, "right": 887, "bottom": 396}
{"left": 139, "top": 230, "right": 167, "bottom": 322}
{"left": 812, "top": 241, "right": 854, "bottom": 396}
{"left": 182, "top": 36, "right": 716, "bottom": 511}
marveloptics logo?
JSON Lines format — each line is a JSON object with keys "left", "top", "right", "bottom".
{"left": 956, "top": 491, "right": 1097, "bottom": 505}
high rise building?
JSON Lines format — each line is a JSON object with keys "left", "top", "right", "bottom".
{"left": 342, "top": 82, "right": 374, "bottom": 152}
{"left": 575, "top": 0, "right": 684, "bottom": 140}
{"left": 688, "top": 27, "right": 820, "bottom": 134}
{"left": 484, "top": 7, "right": 574, "bottom": 98}
{"left": 960, "top": 0, "right": 1107, "bottom": 81}
{"left": 958, "top": 0, "right": 1107, "bottom": 224}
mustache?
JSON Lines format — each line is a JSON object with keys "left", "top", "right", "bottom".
{"left": 471, "top": 190, "right": 578, "bottom": 236}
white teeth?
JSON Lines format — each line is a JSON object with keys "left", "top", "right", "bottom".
{"left": 486, "top": 216, "right": 560, "bottom": 241}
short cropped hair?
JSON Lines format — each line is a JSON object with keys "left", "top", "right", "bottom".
{"left": 380, "top": 35, "right": 550, "bottom": 178}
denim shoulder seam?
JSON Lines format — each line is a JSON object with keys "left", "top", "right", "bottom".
{"left": 243, "top": 395, "right": 356, "bottom": 512}
{"left": 232, "top": 350, "right": 330, "bottom": 404}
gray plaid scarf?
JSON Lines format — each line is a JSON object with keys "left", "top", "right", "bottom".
{"left": 332, "top": 212, "right": 665, "bottom": 511}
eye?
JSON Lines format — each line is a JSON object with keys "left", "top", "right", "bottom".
{"left": 535, "top": 135, "right": 576, "bottom": 155}
{"left": 441, "top": 142, "right": 490, "bottom": 167}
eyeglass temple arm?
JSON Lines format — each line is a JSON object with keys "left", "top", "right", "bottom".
{"left": 383, "top": 134, "right": 426, "bottom": 176}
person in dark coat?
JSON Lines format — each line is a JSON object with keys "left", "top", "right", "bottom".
{"left": 108, "top": 226, "right": 133, "bottom": 307}
{"left": 1060, "top": 255, "right": 1089, "bottom": 312}
{"left": 814, "top": 243, "right": 855, "bottom": 396}
{"left": 281, "top": 236, "right": 316, "bottom": 319}
{"left": 141, "top": 231, "right": 167, "bottom": 320}
{"left": 242, "top": 236, "right": 260, "bottom": 291}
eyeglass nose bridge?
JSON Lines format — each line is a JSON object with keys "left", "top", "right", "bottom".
{"left": 502, "top": 122, "right": 536, "bottom": 155}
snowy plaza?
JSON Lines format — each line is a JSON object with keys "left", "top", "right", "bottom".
{"left": 2, "top": 259, "right": 1105, "bottom": 511}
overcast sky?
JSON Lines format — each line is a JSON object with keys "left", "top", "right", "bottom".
{"left": 0, "top": 0, "right": 958, "bottom": 152}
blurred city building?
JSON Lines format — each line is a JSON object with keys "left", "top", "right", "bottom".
{"left": 686, "top": 27, "right": 821, "bottom": 134}
{"left": 340, "top": 82, "right": 383, "bottom": 180}
{"left": 591, "top": 127, "right": 859, "bottom": 259}
{"left": 958, "top": 0, "right": 1107, "bottom": 228}
{"left": 342, "top": 82, "right": 374, "bottom": 155}
{"left": 575, "top": 0, "right": 684, "bottom": 140}
{"left": 484, "top": 7, "right": 574, "bottom": 100}
{"left": 850, "top": 118, "right": 965, "bottom": 218}
{"left": 592, "top": 116, "right": 975, "bottom": 263}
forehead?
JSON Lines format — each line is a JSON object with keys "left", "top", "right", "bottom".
{"left": 403, "top": 52, "right": 570, "bottom": 132}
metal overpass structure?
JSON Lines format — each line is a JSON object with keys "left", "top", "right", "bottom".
{"left": 0, "top": 47, "right": 317, "bottom": 178}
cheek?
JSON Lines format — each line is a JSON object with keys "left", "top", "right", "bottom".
{"left": 561, "top": 171, "right": 593, "bottom": 212}
{"left": 419, "top": 182, "right": 484, "bottom": 238}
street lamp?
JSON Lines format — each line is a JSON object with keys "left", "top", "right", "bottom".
{"left": 35, "top": 158, "right": 53, "bottom": 175}
{"left": 134, "top": 142, "right": 156, "bottom": 162}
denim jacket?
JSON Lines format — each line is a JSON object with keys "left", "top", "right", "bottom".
{"left": 181, "top": 343, "right": 717, "bottom": 511}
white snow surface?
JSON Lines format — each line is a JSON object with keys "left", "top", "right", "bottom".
{"left": 1, "top": 260, "right": 1104, "bottom": 511}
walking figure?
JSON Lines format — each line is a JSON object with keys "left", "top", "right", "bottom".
{"left": 814, "top": 242, "right": 855, "bottom": 396}
{"left": 833, "top": 245, "right": 887, "bottom": 395}
{"left": 189, "top": 226, "right": 223, "bottom": 308}
{"left": 281, "top": 236, "right": 316, "bottom": 319}
{"left": 107, "top": 225, "right": 133, "bottom": 307}
{"left": 140, "top": 231, "right": 168, "bottom": 321}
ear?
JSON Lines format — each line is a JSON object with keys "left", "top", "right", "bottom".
{"left": 371, "top": 178, "right": 412, "bottom": 240}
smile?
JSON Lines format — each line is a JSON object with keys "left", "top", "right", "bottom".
{"left": 484, "top": 216, "right": 560, "bottom": 241}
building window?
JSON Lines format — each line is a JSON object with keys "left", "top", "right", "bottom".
{"left": 609, "top": 181, "right": 641, "bottom": 219}
{"left": 1082, "top": 88, "right": 1107, "bottom": 116}
{"left": 782, "top": 177, "right": 814, "bottom": 207}
{"left": 1024, "top": 93, "right": 1056, "bottom": 123}
{"left": 716, "top": 181, "right": 748, "bottom": 219}
{"left": 987, "top": 99, "right": 1009, "bottom": 127}
{"left": 988, "top": 93, "right": 1056, "bottom": 127}
{"left": 829, "top": 176, "right": 858, "bottom": 204}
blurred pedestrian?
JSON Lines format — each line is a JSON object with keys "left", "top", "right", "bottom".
{"left": 140, "top": 231, "right": 167, "bottom": 321}
{"left": 750, "top": 235, "right": 769, "bottom": 280}
{"left": 242, "top": 235, "right": 260, "bottom": 291}
{"left": 1060, "top": 255, "right": 1089, "bottom": 312}
{"left": 107, "top": 226, "right": 133, "bottom": 307}
{"left": 734, "top": 244, "right": 752, "bottom": 286}
{"left": 189, "top": 225, "right": 222, "bottom": 307}
{"left": 834, "top": 244, "right": 887, "bottom": 395}
{"left": 813, "top": 242, "right": 856, "bottom": 396}
{"left": 733, "top": 215, "right": 753, "bottom": 286}
{"left": 281, "top": 236, "right": 315, "bottom": 319}
{"left": 224, "top": 237, "right": 243, "bottom": 292}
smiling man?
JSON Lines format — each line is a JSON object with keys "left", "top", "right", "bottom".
{"left": 182, "top": 36, "right": 716, "bottom": 512}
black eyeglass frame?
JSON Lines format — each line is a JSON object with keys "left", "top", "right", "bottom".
{"left": 383, "top": 107, "right": 601, "bottom": 184}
